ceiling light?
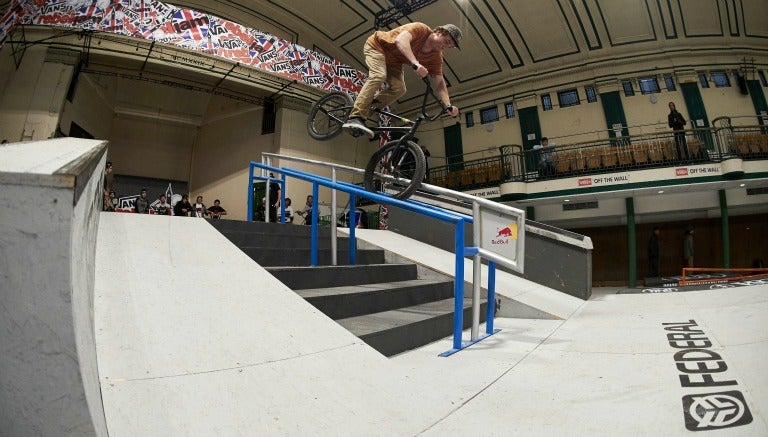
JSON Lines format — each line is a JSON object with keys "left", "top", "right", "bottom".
{"left": 740, "top": 183, "right": 746, "bottom": 187}
{"left": 658, "top": 190, "right": 664, "bottom": 194}
{"left": 563, "top": 199, "right": 570, "bottom": 202}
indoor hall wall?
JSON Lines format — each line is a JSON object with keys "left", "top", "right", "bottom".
{"left": 107, "top": 116, "right": 196, "bottom": 184}
{"left": 571, "top": 216, "right": 740, "bottom": 286}
{"left": 188, "top": 95, "right": 267, "bottom": 221}
{"left": 698, "top": 81, "right": 758, "bottom": 121}
{"left": 59, "top": 73, "right": 115, "bottom": 140}
{"left": 0, "top": 45, "right": 74, "bottom": 142}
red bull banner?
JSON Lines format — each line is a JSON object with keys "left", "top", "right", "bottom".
{"left": 0, "top": 0, "right": 365, "bottom": 95}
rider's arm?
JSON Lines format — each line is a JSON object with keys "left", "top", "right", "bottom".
{"left": 432, "top": 74, "right": 459, "bottom": 117}
{"left": 394, "top": 31, "right": 428, "bottom": 78}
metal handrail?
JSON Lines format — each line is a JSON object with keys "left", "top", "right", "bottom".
{"left": 249, "top": 155, "right": 527, "bottom": 356}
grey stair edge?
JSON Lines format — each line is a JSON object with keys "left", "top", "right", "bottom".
{"left": 264, "top": 263, "right": 414, "bottom": 271}
{"left": 296, "top": 278, "right": 453, "bottom": 298}
{"left": 337, "top": 298, "right": 486, "bottom": 336}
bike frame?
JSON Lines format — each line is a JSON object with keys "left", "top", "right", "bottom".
{"left": 353, "top": 78, "right": 447, "bottom": 142}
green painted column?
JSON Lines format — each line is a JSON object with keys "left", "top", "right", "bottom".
{"left": 719, "top": 189, "right": 730, "bottom": 268}
{"left": 626, "top": 197, "right": 636, "bottom": 287}
{"left": 526, "top": 206, "right": 535, "bottom": 221}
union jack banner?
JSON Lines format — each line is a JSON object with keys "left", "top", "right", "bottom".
{"left": 378, "top": 103, "right": 392, "bottom": 230}
{"left": 0, "top": 0, "right": 364, "bottom": 95}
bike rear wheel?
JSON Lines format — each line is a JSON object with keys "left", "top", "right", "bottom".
{"left": 364, "top": 140, "right": 426, "bottom": 200}
{"left": 307, "top": 92, "right": 353, "bottom": 141}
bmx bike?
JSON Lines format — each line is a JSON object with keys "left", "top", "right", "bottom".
{"left": 306, "top": 78, "right": 451, "bottom": 200}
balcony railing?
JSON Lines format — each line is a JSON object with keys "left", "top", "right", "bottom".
{"left": 427, "top": 116, "right": 768, "bottom": 191}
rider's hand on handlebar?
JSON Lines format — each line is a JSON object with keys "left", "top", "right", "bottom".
{"left": 446, "top": 105, "right": 459, "bottom": 117}
{"left": 413, "top": 64, "right": 428, "bottom": 78}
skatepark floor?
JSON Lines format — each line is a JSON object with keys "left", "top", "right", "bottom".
{"left": 95, "top": 213, "right": 767, "bottom": 436}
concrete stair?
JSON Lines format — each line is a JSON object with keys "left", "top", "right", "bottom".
{"left": 208, "top": 219, "right": 486, "bottom": 356}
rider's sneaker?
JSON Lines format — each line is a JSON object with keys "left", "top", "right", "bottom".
{"left": 342, "top": 117, "right": 374, "bottom": 139}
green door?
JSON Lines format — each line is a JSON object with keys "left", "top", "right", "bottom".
{"left": 444, "top": 122, "right": 464, "bottom": 171}
{"left": 747, "top": 80, "right": 768, "bottom": 129}
{"left": 680, "top": 82, "right": 712, "bottom": 148}
{"left": 600, "top": 91, "right": 629, "bottom": 145}
{"left": 518, "top": 106, "right": 542, "bottom": 173}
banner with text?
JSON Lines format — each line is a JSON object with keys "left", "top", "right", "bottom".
{"left": 0, "top": 0, "right": 364, "bottom": 95}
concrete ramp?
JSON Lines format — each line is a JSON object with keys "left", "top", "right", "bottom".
{"left": 94, "top": 213, "right": 448, "bottom": 435}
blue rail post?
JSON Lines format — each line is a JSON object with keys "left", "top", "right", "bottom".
{"left": 247, "top": 162, "right": 254, "bottom": 221}
{"left": 487, "top": 261, "right": 496, "bottom": 334}
{"left": 348, "top": 194, "right": 356, "bottom": 265}
{"left": 280, "top": 173, "right": 286, "bottom": 223}
{"left": 451, "top": 221, "right": 465, "bottom": 351}
{"left": 310, "top": 182, "right": 319, "bottom": 266}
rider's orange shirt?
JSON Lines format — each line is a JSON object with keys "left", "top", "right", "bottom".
{"left": 367, "top": 22, "right": 443, "bottom": 75}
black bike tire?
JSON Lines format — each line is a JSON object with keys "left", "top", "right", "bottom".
{"left": 307, "top": 92, "right": 353, "bottom": 141}
{"left": 364, "top": 140, "right": 426, "bottom": 200}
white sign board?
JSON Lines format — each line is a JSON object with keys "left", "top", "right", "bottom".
{"left": 527, "top": 133, "right": 536, "bottom": 141}
{"left": 480, "top": 209, "right": 522, "bottom": 264}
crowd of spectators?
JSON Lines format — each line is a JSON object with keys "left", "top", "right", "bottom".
{"left": 102, "top": 161, "right": 227, "bottom": 218}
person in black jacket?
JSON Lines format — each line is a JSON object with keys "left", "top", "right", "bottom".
{"left": 668, "top": 102, "right": 689, "bottom": 160}
{"left": 173, "top": 194, "right": 193, "bottom": 217}
{"left": 648, "top": 226, "right": 660, "bottom": 278}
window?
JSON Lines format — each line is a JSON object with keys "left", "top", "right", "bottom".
{"left": 711, "top": 71, "right": 730, "bottom": 87}
{"left": 480, "top": 106, "right": 499, "bottom": 124}
{"left": 585, "top": 86, "right": 597, "bottom": 103}
{"left": 557, "top": 89, "right": 580, "bottom": 107}
{"left": 465, "top": 111, "right": 475, "bottom": 127}
{"left": 639, "top": 77, "right": 660, "bottom": 94}
{"left": 541, "top": 94, "right": 553, "bottom": 111}
{"left": 664, "top": 75, "right": 677, "bottom": 91}
{"left": 504, "top": 102, "right": 515, "bottom": 118}
{"left": 622, "top": 80, "right": 635, "bottom": 96}
{"left": 760, "top": 70, "right": 768, "bottom": 87}
{"left": 698, "top": 73, "right": 709, "bottom": 88}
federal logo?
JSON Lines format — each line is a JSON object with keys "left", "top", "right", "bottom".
{"left": 682, "top": 391, "right": 752, "bottom": 431}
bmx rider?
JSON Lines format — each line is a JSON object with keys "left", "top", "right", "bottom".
{"left": 342, "top": 22, "right": 462, "bottom": 138}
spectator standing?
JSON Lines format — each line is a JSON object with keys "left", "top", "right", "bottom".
{"left": 174, "top": 194, "right": 193, "bottom": 217}
{"left": 298, "top": 195, "right": 314, "bottom": 225}
{"left": 207, "top": 199, "right": 227, "bottom": 219}
{"left": 134, "top": 189, "right": 151, "bottom": 214}
{"left": 154, "top": 194, "right": 172, "bottom": 216}
{"left": 103, "top": 161, "right": 115, "bottom": 207}
{"left": 192, "top": 195, "right": 208, "bottom": 218}
{"left": 104, "top": 190, "right": 117, "bottom": 212}
{"left": 268, "top": 173, "right": 281, "bottom": 223}
{"left": 648, "top": 226, "right": 660, "bottom": 277}
{"left": 533, "top": 137, "right": 556, "bottom": 177}
{"left": 683, "top": 226, "right": 695, "bottom": 268}
{"left": 668, "top": 102, "right": 689, "bottom": 160}
{"left": 283, "top": 198, "right": 294, "bottom": 223}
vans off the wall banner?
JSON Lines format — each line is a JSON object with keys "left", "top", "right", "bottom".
{"left": 0, "top": 0, "right": 365, "bottom": 95}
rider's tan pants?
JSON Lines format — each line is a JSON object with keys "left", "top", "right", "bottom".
{"left": 350, "top": 41, "right": 407, "bottom": 120}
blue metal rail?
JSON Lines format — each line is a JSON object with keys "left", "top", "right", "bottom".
{"left": 247, "top": 161, "right": 507, "bottom": 355}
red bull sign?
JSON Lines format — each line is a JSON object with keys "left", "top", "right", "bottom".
{"left": 479, "top": 208, "right": 524, "bottom": 269}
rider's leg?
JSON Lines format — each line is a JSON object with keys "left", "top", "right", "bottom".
{"left": 349, "top": 43, "right": 386, "bottom": 120}
{"left": 372, "top": 67, "right": 406, "bottom": 110}
{"left": 344, "top": 43, "right": 385, "bottom": 138}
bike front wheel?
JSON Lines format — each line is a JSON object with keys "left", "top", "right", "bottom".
{"left": 364, "top": 140, "right": 426, "bottom": 200}
{"left": 307, "top": 92, "right": 353, "bottom": 141}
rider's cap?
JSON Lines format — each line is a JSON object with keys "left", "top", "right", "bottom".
{"left": 436, "top": 24, "right": 462, "bottom": 49}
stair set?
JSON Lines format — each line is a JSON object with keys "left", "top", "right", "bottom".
{"left": 209, "top": 219, "right": 486, "bottom": 357}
